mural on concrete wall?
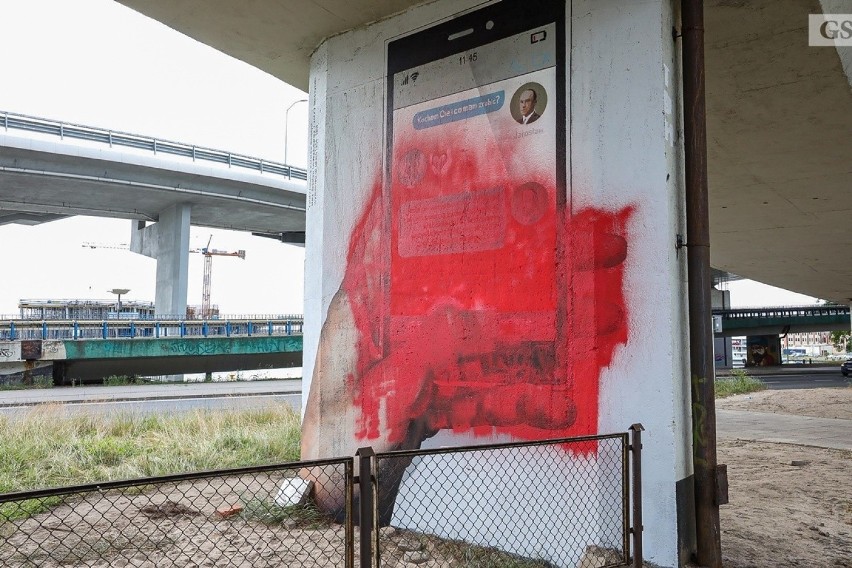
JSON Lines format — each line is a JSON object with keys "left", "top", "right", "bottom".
{"left": 338, "top": 179, "right": 633, "bottom": 449}
{"left": 301, "top": 3, "right": 636, "bottom": 524}
{"left": 745, "top": 335, "right": 780, "bottom": 367}
{"left": 303, "top": 114, "right": 633, "bottom": 447}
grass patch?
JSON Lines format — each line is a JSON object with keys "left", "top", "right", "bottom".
{"left": 102, "top": 375, "right": 140, "bottom": 386}
{"left": 0, "top": 376, "right": 53, "bottom": 391}
{"left": 240, "top": 499, "right": 331, "bottom": 529}
{"left": 431, "top": 535, "right": 555, "bottom": 567}
{"left": 0, "top": 496, "right": 63, "bottom": 523}
{"left": 0, "top": 404, "right": 301, "bottom": 496}
{"left": 716, "top": 369, "right": 766, "bottom": 398}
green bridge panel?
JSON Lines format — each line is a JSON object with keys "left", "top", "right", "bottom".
{"left": 721, "top": 314, "right": 849, "bottom": 331}
{"left": 62, "top": 335, "right": 303, "bottom": 360}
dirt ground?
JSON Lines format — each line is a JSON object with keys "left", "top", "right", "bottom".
{"left": 715, "top": 387, "right": 852, "bottom": 420}
{"left": 717, "top": 388, "right": 852, "bottom": 568}
{"left": 1, "top": 388, "right": 849, "bottom": 567}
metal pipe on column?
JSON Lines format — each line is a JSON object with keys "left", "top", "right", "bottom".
{"left": 681, "top": 0, "right": 723, "bottom": 565}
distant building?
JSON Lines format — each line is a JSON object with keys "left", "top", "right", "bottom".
{"left": 731, "top": 337, "right": 747, "bottom": 366}
{"left": 780, "top": 331, "right": 835, "bottom": 357}
{"left": 17, "top": 299, "right": 221, "bottom": 320}
{"left": 18, "top": 298, "right": 155, "bottom": 320}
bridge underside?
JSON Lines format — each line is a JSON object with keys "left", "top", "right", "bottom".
{"left": 715, "top": 321, "right": 850, "bottom": 338}
{"left": 114, "top": 0, "right": 852, "bottom": 303}
{"left": 0, "top": 132, "right": 306, "bottom": 234}
{"left": 52, "top": 351, "right": 302, "bottom": 385}
{"left": 0, "top": 335, "right": 304, "bottom": 385}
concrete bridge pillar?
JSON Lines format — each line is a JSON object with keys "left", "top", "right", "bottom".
{"left": 130, "top": 203, "right": 191, "bottom": 316}
{"left": 304, "top": 1, "right": 691, "bottom": 566}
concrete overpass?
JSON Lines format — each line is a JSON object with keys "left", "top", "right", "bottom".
{"left": 0, "top": 316, "right": 303, "bottom": 385}
{"left": 113, "top": 0, "right": 852, "bottom": 305}
{"left": 55, "top": 2, "right": 852, "bottom": 567}
{"left": 713, "top": 304, "right": 851, "bottom": 337}
{"left": 0, "top": 111, "right": 306, "bottom": 233}
{"left": 0, "top": 111, "right": 308, "bottom": 314}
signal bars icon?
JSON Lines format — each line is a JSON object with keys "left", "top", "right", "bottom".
{"left": 402, "top": 71, "right": 420, "bottom": 85}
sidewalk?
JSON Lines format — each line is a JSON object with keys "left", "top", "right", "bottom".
{"left": 717, "top": 409, "right": 851, "bottom": 451}
{"left": 0, "top": 379, "right": 302, "bottom": 407}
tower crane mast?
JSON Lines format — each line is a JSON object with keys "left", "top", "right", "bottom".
{"left": 83, "top": 237, "right": 246, "bottom": 318}
{"left": 191, "top": 236, "right": 246, "bottom": 319}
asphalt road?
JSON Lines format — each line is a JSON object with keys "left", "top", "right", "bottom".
{"left": 746, "top": 369, "right": 850, "bottom": 390}
{"left": 0, "top": 379, "right": 302, "bottom": 418}
{"left": 0, "top": 393, "right": 302, "bottom": 418}
{"left": 1, "top": 369, "right": 846, "bottom": 418}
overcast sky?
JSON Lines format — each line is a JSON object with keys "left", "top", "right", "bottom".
{"left": 0, "top": 0, "right": 819, "bottom": 316}
{"left": 0, "top": 0, "right": 309, "bottom": 316}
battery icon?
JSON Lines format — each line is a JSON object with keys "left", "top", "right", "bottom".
{"left": 531, "top": 30, "right": 547, "bottom": 43}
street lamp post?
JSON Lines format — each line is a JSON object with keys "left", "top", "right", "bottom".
{"left": 108, "top": 288, "right": 130, "bottom": 318}
{"left": 284, "top": 98, "right": 308, "bottom": 166}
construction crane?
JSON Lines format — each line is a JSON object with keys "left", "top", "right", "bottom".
{"left": 191, "top": 236, "right": 246, "bottom": 319}
{"left": 82, "top": 237, "right": 246, "bottom": 318}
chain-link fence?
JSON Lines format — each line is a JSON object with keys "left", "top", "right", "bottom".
{"left": 368, "top": 433, "right": 635, "bottom": 568}
{"left": 0, "top": 428, "right": 642, "bottom": 568}
{"left": 0, "top": 459, "right": 353, "bottom": 568}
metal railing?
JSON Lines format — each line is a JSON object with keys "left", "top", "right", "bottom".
{"left": 0, "top": 316, "right": 304, "bottom": 342}
{"left": 0, "top": 427, "right": 644, "bottom": 568}
{"left": 1, "top": 110, "right": 308, "bottom": 181}
{"left": 713, "top": 305, "right": 850, "bottom": 320}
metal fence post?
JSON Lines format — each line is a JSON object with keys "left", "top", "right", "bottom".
{"left": 629, "top": 423, "right": 644, "bottom": 568}
{"left": 356, "top": 447, "right": 375, "bottom": 568}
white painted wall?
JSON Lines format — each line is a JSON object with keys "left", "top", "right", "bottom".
{"left": 305, "top": 1, "right": 690, "bottom": 566}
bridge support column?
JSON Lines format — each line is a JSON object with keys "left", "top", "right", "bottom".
{"left": 130, "top": 203, "right": 191, "bottom": 317}
{"left": 305, "top": 1, "right": 691, "bottom": 566}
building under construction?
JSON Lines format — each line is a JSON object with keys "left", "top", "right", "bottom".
{"left": 17, "top": 299, "right": 220, "bottom": 320}
{"left": 18, "top": 299, "right": 156, "bottom": 320}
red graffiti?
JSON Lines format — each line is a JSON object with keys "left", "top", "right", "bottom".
{"left": 341, "top": 136, "right": 632, "bottom": 448}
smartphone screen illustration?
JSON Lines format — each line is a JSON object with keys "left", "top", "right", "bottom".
{"left": 385, "top": 1, "right": 569, "bottom": 436}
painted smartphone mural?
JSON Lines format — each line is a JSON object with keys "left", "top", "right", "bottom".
{"left": 381, "top": 0, "right": 582, "bottom": 443}
{"left": 302, "top": 0, "right": 633, "bottom": 550}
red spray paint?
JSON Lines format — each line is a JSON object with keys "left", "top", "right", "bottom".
{"left": 340, "top": 134, "right": 633, "bottom": 447}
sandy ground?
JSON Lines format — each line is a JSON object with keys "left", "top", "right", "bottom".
{"left": 715, "top": 387, "right": 852, "bottom": 420}
{"left": 717, "top": 388, "right": 852, "bottom": 568}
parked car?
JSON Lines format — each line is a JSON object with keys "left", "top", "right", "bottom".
{"left": 841, "top": 359, "right": 852, "bottom": 377}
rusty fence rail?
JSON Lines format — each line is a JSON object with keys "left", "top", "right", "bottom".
{"left": 0, "top": 428, "right": 643, "bottom": 567}
{"left": 0, "top": 459, "right": 354, "bottom": 568}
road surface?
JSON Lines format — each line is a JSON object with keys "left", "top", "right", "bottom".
{"left": 738, "top": 368, "right": 849, "bottom": 390}
{"left": 0, "top": 379, "right": 302, "bottom": 417}
{"left": 1, "top": 369, "right": 846, "bottom": 417}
